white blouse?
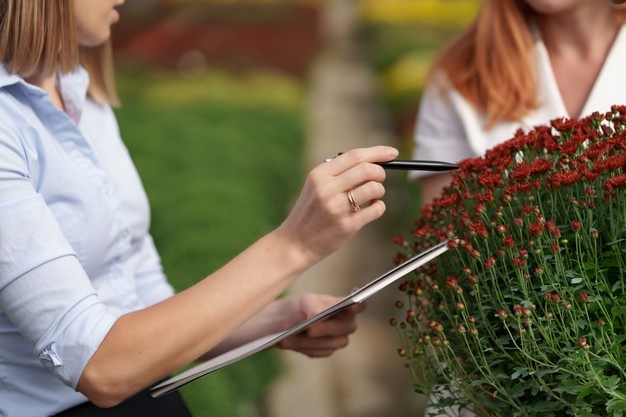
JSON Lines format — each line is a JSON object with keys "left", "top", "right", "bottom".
{"left": 411, "top": 23, "right": 626, "bottom": 179}
{"left": 0, "top": 66, "right": 174, "bottom": 417}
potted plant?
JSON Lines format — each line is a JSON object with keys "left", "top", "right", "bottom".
{"left": 391, "top": 105, "right": 626, "bottom": 416}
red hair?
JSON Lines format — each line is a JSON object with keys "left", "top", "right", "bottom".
{"left": 429, "top": 0, "right": 626, "bottom": 128}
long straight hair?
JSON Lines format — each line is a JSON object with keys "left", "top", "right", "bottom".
{"left": 0, "top": 0, "right": 119, "bottom": 105}
{"left": 429, "top": 0, "right": 626, "bottom": 128}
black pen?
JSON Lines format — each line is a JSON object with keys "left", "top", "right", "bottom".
{"left": 327, "top": 154, "right": 459, "bottom": 171}
{"left": 377, "top": 159, "right": 459, "bottom": 171}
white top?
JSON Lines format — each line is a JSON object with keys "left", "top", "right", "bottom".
{"left": 411, "top": 23, "right": 626, "bottom": 179}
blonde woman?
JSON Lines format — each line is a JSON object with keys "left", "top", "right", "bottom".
{"left": 412, "top": 0, "right": 626, "bottom": 206}
{"left": 0, "top": 1, "right": 400, "bottom": 416}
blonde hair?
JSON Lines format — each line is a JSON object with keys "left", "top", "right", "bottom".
{"left": 0, "top": 0, "right": 119, "bottom": 106}
{"left": 429, "top": 0, "right": 626, "bottom": 128}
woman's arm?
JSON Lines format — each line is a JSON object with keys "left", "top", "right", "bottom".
{"left": 77, "top": 146, "right": 397, "bottom": 407}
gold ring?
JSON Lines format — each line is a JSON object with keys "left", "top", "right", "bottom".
{"left": 347, "top": 189, "right": 360, "bottom": 212}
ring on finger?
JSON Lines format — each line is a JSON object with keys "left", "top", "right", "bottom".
{"left": 347, "top": 188, "right": 361, "bottom": 212}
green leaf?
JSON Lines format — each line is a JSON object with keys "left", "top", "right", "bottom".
{"left": 606, "top": 398, "right": 626, "bottom": 417}
{"left": 508, "top": 382, "right": 527, "bottom": 399}
{"left": 602, "top": 375, "right": 621, "bottom": 392}
{"left": 511, "top": 367, "right": 529, "bottom": 380}
{"left": 576, "top": 384, "right": 594, "bottom": 400}
{"left": 528, "top": 399, "right": 563, "bottom": 412}
{"left": 575, "top": 319, "right": 588, "bottom": 329}
{"left": 554, "top": 378, "right": 582, "bottom": 395}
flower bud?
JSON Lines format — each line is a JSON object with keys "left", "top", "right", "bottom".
{"left": 467, "top": 274, "right": 479, "bottom": 287}
{"left": 392, "top": 235, "right": 407, "bottom": 247}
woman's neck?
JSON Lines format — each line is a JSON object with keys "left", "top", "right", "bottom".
{"left": 27, "top": 74, "right": 65, "bottom": 111}
{"left": 535, "top": 5, "right": 621, "bottom": 118}
{"left": 536, "top": 6, "right": 620, "bottom": 59}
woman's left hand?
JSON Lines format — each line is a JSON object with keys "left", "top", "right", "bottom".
{"left": 276, "top": 293, "right": 366, "bottom": 357}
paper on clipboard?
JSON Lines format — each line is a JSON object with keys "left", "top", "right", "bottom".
{"left": 151, "top": 238, "right": 451, "bottom": 398}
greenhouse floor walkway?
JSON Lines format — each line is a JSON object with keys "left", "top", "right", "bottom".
{"left": 264, "top": 1, "right": 426, "bottom": 416}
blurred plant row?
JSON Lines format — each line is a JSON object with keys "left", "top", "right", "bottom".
{"left": 115, "top": 68, "right": 305, "bottom": 417}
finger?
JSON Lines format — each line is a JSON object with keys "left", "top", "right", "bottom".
{"left": 336, "top": 161, "right": 386, "bottom": 193}
{"left": 277, "top": 334, "right": 350, "bottom": 355}
{"left": 304, "top": 303, "right": 366, "bottom": 338}
{"left": 305, "top": 317, "right": 357, "bottom": 338}
{"left": 346, "top": 182, "right": 386, "bottom": 212}
{"left": 323, "top": 147, "right": 398, "bottom": 176}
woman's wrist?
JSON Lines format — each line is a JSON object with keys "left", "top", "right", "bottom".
{"left": 270, "top": 224, "right": 318, "bottom": 276}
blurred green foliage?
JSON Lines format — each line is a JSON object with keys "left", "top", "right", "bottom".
{"left": 115, "top": 69, "right": 306, "bottom": 417}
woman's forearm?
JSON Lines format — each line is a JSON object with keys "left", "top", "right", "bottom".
{"left": 77, "top": 230, "right": 309, "bottom": 408}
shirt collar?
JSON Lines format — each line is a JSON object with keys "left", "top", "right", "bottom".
{"left": 0, "top": 65, "right": 90, "bottom": 124}
{"left": 0, "top": 65, "right": 23, "bottom": 89}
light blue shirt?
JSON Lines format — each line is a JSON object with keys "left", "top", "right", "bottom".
{"left": 0, "top": 66, "right": 175, "bottom": 417}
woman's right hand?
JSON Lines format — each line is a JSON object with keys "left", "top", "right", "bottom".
{"left": 275, "top": 146, "right": 398, "bottom": 267}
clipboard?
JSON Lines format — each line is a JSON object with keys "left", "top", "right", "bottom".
{"left": 151, "top": 238, "right": 451, "bottom": 398}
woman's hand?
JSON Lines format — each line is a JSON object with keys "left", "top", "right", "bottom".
{"left": 276, "top": 293, "right": 367, "bottom": 357}
{"left": 276, "top": 146, "right": 398, "bottom": 267}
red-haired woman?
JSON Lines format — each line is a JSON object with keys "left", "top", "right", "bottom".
{"left": 412, "top": 0, "right": 626, "bottom": 206}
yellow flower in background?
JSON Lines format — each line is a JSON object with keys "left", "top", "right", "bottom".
{"left": 383, "top": 50, "right": 436, "bottom": 97}
{"left": 358, "top": 0, "right": 479, "bottom": 27}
